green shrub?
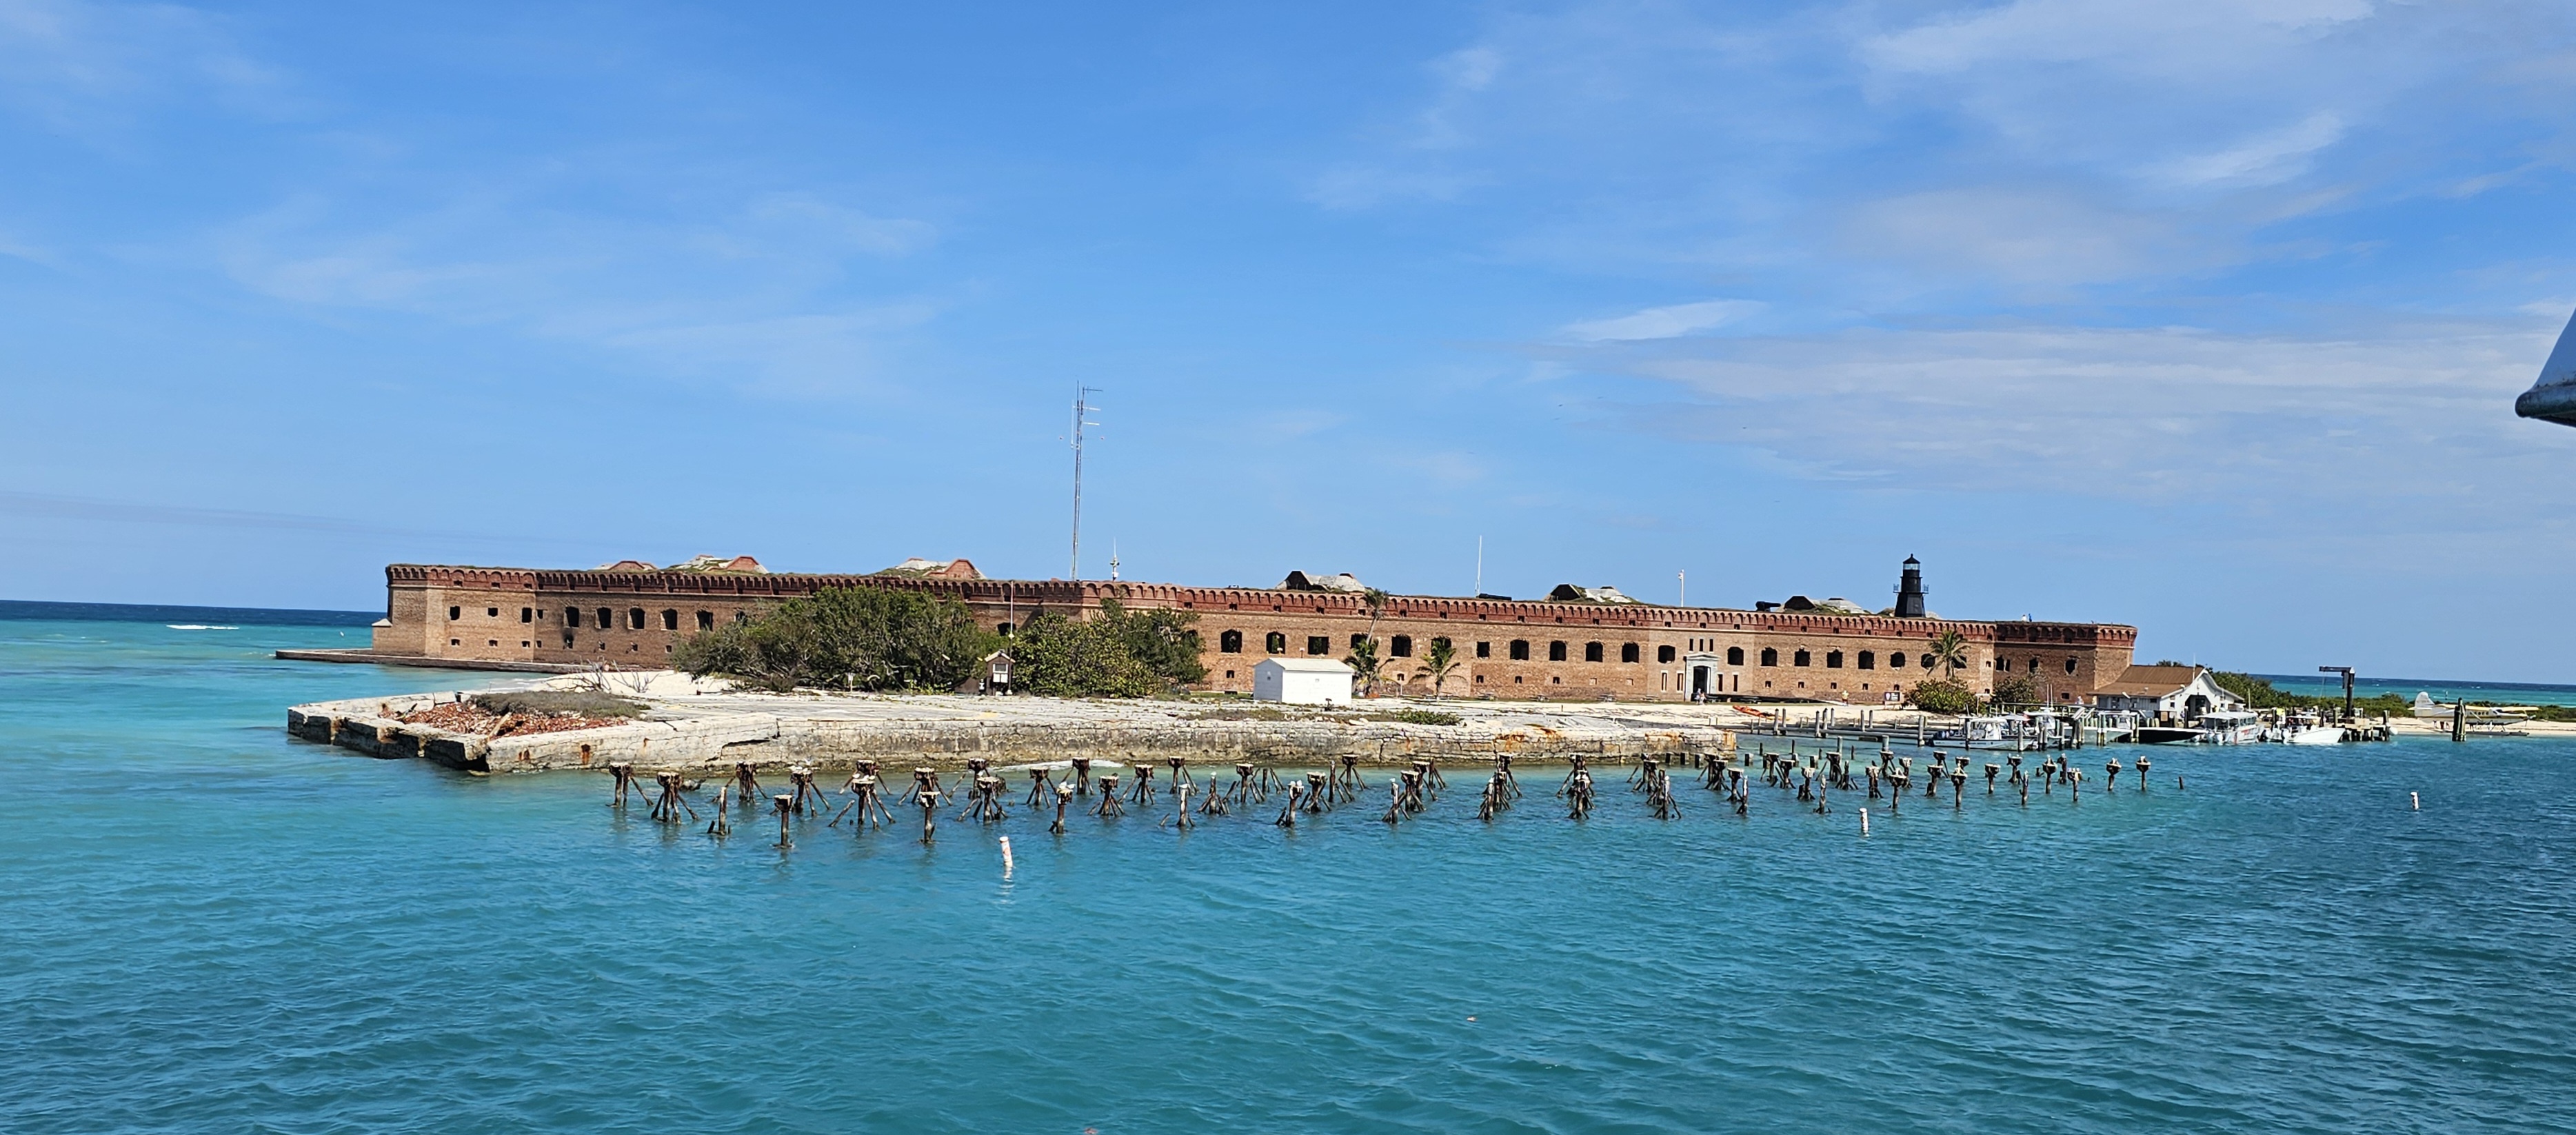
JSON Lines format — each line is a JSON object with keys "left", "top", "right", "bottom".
{"left": 672, "top": 587, "right": 998, "bottom": 692}
{"left": 1098, "top": 599, "right": 1207, "bottom": 685}
{"left": 1002, "top": 601, "right": 1209, "bottom": 699}
{"left": 1908, "top": 677, "right": 1978, "bottom": 714}
{"left": 1368, "top": 708, "right": 1462, "bottom": 726}
{"left": 1989, "top": 674, "right": 2044, "bottom": 707}
{"left": 1010, "top": 610, "right": 1164, "bottom": 697}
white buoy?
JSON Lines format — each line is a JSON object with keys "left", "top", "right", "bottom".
{"left": 2411, "top": 792, "right": 2419, "bottom": 811}
{"left": 999, "top": 835, "right": 1014, "bottom": 878}
{"left": 1860, "top": 808, "right": 1869, "bottom": 836}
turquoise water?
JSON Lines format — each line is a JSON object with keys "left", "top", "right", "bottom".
{"left": 2255, "top": 671, "right": 2576, "bottom": 708}
{"left": 6, "top": 611, "right": 2575, "bottom": 1134}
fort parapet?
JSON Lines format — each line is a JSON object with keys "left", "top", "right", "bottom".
{"left": 297, "top": 559, "right": 2140, "bottom": 705}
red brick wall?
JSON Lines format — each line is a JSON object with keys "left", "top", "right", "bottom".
{"left": 374, "top": 565, "right": 2140, "bottom": 703}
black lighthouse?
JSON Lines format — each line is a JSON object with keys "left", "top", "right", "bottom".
{"left": 1894, "top": 556, "right": 1927, "bottom": 619}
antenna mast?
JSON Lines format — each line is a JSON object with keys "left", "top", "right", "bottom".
{"left": 1070, "top": 386, "right": 1100, "bottom": 580}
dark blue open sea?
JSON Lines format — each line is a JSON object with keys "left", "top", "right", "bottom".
{"left": 4, "top": 607, "right": 2573, "bottom": 1134}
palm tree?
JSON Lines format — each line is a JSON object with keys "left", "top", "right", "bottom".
{"left": 1420, "top": 636, "right": 1460, "bottom": 699}
{"left": 1360, "top": 587, "right": 1389, "bottom": 641}
{"left": 1926, "top": 629, "right": 1969, "bottom": 679}
{"left": 1343, "top": 636, "right": 1382, "bottom": 697}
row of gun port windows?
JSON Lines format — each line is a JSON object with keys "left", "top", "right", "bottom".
{"left": 1204, "top": 632, "right": 2066, "bottom": 673}
{"left": 447, "top": 605, "right": 749, "bottom": 632}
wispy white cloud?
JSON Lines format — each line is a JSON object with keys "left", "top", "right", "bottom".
{"left": 1316, "top": 0, "right": 2576, "bottom": 300}
{"left": 731, "top": 193, "right": 936, "bottom": 258}
{"left": 1569, "top": 316, "right": 2564, "bottom": 521}
{"left": 2156, "top": 112, "right": 2346, "bottom": 188}
{"left": 1862, "top": 0, "right": 2376, "bottom": 75}
{"left": 204, "top": 184, "right": 943, "bottom": 395}
{"left": 0, "top": 0, "right": 290, "bottom": 139}
{"left": 1562, "top": 299, "right": 1761, "bottom": 342}
{"left": 1839, "top": 188, "right": 2218, "bottom": 290}
{"left": 1305, "top": 165, "right": 1485, "bottom": 210}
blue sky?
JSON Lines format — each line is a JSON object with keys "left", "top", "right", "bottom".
{"left": 6, "top": 0, "right": 2576, "bottom": 680}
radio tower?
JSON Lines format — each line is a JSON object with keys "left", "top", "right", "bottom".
{"left": 1070, "top": 386, "right": 1100, "bottom": 580}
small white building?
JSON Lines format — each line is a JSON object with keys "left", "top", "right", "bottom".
{"left": 2091, "top": 665, "right": 2245, "bottom": 721}
{"left": 1254, "top": 657, "right": 1355, "bottom": 706}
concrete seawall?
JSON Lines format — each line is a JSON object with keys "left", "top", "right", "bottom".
{"left": 286, "top": 692, "right": 1742, "bottom": 776}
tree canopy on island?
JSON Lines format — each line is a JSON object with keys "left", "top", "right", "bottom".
{"left": 1011, "top": 600, "right": 1205, "bottom": 697}
{"left": 675, "top": 589, "right": 1205, "bottom": 698}
{"left": 673, "top": 587, "right": 996, "bottom": 692}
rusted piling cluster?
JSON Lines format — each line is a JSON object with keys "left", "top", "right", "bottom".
{"left": 1633, "top": 756, "right": 1682, "bottom": 820}
{"left": 1380, "top": 761, "right": 1434, "bottom": 824}
{"left": 610, "top": 735, "right": 2177, "bottom": 852}
{"left": 960, "top": 760, "right": 1009, "bottom": 824}
{"left": 832, "top": 761, "right": 893, "bottom": 828}
{"left": 1560, "top": 756, "right": 1597, "bottom": 820}
{"left": 1478, "top": 754, "right": 1523, "bottom": 822}
{"left": 1687, "top": 737, "right": 2173, "bottom": 825}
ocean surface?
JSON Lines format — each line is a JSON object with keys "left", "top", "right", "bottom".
{"left": 2255, "top": 670, "right": 2576, "bottom": 708}
{"left": 4, "top": 607, "right": 2573, "bottom": 1134}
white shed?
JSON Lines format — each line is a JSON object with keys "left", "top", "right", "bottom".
{"left": 1254, "top": 657, "right": 1355, "bottom": 706}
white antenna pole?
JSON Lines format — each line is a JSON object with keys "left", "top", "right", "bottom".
{"left": 1679, "top": 570, "right": 1686, "bottom": 609}
{"left": 1070, "top": 386, "right": 1100, "bottom": 580}
{"left": 1474, "top": 536, "right": 1483, "bottom": 596}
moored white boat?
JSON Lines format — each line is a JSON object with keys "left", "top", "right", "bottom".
{"left": 2195, "top": 710, "right": 2262, "bottom": 745}
{"left": 2284, "top": 724, "right": 2345, "bottom": 745}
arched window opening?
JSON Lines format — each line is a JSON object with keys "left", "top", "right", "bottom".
{"left": 628, "top": 608, "right": 646, "bottom": 630}
{"left": 1307, "top": 636, "right": 1331, "bottom": 656}
{"left": 1265, "top": 632, "right": 1287, "bottom": 654}
{"left": 2064, "top": 658, "right": 2078, "bottom": 674}
{"left": 697, "top": 611, "right": 714, "bottom": 631}
{"left": 1219, "top": 630, "right": 1243, "bottom": 653}
{"left": 1727, "top": 646, "right": 1744, "bottom": 665}
{"left": 1793, "top": 649, "right": 1811, "bottom": 667}
{"left": 1889, "top": 652, "right": 1906, "bottom": 669}
{"left": 1658, "top": 645, "right": 1676, "bottom": 663}
{"left": 1858, "top": 650, "right": 1875, "bottom": 670}
{"left": 1510, "top": 640, "right": 1531, "bottom": 661}
{"left": 1391, "top": 635, "right": 1412, "bottom": 658}
{"left": 1549, "top": 641, "right": 1569, "bottom": 661}
{"left": 661, "top": 610, "right": 678, "bottom": 631}
{"left": 1760, "top": 647, "right": 1778, "bottom": 667}
{"left": 597, "top": 608, "right": 613, "bottom": 631}
{"left": 1825, "top": 650, "right": 1844, "bottom": 669}
{"left": 565, "top": 607, "right": 582, "bottom": 628}
{"left": 1621, "top": 642, "right": 1640, "bottom": 663}
{"left": 1584, "top": 641, "right": 1604, "bottom": 663}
